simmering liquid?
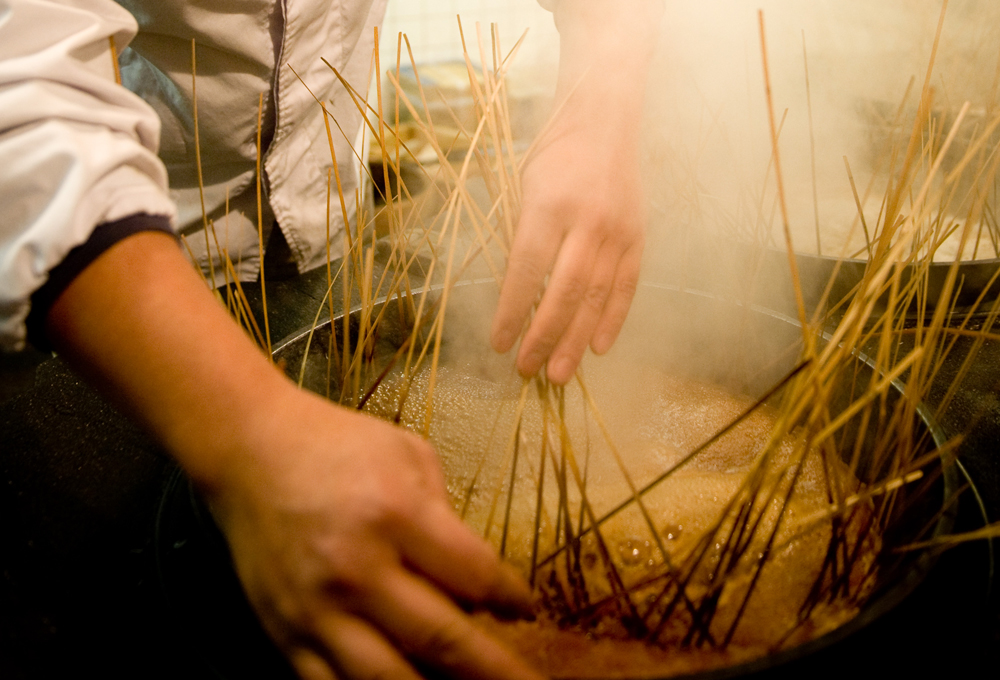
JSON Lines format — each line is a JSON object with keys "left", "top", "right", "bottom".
{"left": 364, "top": 351, "right": 880, "bottom": 678}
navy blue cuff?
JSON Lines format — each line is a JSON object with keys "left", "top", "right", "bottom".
{"left": 26, "top": 214, "right": 175, "bottom": 351}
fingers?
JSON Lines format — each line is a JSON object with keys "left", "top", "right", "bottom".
{"left": 291, "top": 579, "right": 540, "bottom": 680}
{"left": 291, "top": 613, "right": 422, "bottom": 680}
{"left": 492, "top": 193, "right": 643, "bottom": 384}
{"left": 365, "top": 568, "right": 545, "bottom": 680}
{"left": 530, "top": 237, "right": 616, "bottom": 384}
{"left": 591, "top": 239, "right": 643, "bottom": 355}
{"left": 511, "top": 227, "right": 637, "bottom": 385}
{"left": 398, "top": 500, "right": 535, "bottom": 618}
{"left": 491, "top": 209, "right": 563, "bottom": 354}
{"left": 292, "top": 498, "right": 537, "bottom": 680}
{"left": 513, "top": 231, "right": 598, "bottom": 379}
{"left": 397, "top": 425, "right": 451, "bottom": 499}
{"left": 290, "top": 649, "right": 340, "bottom": 680}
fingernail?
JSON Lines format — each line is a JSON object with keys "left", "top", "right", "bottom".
{"left": 592, "top": 333, "right": 612, "bottom": 355}
{"left": 490, "top": 319, "right": 517, "bottom": 354}
{"left": 492, "top": 326, "right": 516, "bottom": 353}
{"left": 496, "top": 564, "right": 537, "bottom": 621}
{"left": 547, "top": 358, "right": 573, "bottom": 385}
{"left": 518, "top": 354, "right": 543, "bottom": 378}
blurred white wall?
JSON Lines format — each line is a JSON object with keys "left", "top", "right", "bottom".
{"left": 381, "top": 0, "right": 558, "bottom": 66}
{"left": 644, "top": 0, "right": 1000, "bottom": 256}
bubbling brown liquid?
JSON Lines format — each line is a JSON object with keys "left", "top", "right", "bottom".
{"left": 364, "top": 353, "right": 880, "bottom": 678}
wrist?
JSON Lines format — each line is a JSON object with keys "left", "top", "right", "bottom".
{"left": 551, "top": 0, "right": 663, "bottom": 124}
{"left": 44, "top": 230, "right": 296, "bottom": 495}
{"left": 167, "top": 358, "right": 295, "bottom": 495}
{"left": 553, "top": 0, "right": 664, "bottom": 61}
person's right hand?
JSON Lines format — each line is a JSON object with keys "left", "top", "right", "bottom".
{"left": 206, "top": 384, "right": 544, "bottom": 680}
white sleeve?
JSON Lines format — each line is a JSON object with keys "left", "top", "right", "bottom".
{"left": 0, "top": 0, "right": 176, "bottom": 351}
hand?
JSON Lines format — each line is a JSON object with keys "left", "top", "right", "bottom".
{"left": 491, "top": 94, "right": 646, "bottom": 386}
{"left": 489, "top": 0, "right": 659, "bottom": 386}
{"left": 45, "top": 233, "right": 541, "bottom": 680}
{"left": 208, "top": 386, "right": 543, "bottom": 680}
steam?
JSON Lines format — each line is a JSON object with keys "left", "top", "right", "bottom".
{"left": 637, "top": 1, "right": 1000, "bottom": 270}
{"left": 372, "top": 1, "right": 1000, "bottom": 373}
{"left": 297, "top": 10, "right": 994, "bottom": 662}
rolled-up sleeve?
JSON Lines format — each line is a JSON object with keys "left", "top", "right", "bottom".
{"left": 0, "top": 0, "right": 176, "bottom": 351}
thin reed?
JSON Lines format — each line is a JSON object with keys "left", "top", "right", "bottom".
{"left": 219, "top": 11, "right": 996, "bottom": 678}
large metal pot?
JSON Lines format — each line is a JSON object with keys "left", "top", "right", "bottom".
{"left": 155, "top": 281, "right": 963, "bottom": 679}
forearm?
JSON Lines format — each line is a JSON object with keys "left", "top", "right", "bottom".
{"left": 45, "top": 230, "right": 289, "bottom": 491}
{"left": 541, "top": 0, "right": 664, "bottom": 172}
{"left": 551, "top": 0, "right": 664, "bottom": 104}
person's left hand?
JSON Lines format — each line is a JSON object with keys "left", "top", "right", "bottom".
{"left": 490, "top": 92, "right": 646, "bottom": 386}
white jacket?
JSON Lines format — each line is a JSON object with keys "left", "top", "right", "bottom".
{"left": 0, "top": 0, "right": 387, "bottom": 351}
